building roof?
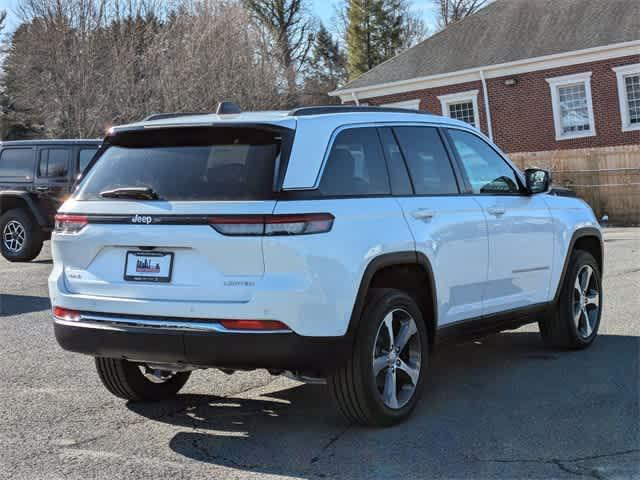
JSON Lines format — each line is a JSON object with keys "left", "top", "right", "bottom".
{"left": 334, "top": 0, "right": 640, "bottom": 94}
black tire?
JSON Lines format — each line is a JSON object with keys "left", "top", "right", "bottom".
{"left": 95, "top": 357, "right": 191, "bottom": 401}
{"left": 539, "top": 250, "right": 602, "bottom": 350}
{"left": 328, "top": 288, "right": 429, "bottom": 427}
{"left": 0, "top": 208, "right": 44, "bottom": 262}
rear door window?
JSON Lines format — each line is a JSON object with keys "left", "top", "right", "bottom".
{"left": 75, "top": 127, "right": 287, "bottom": 201}
{"left": 38, "top": 148, "right": 70, "bottom": 178}
{"left": 0, "top": 148, "right": 34, "bottom": 181}
{"left": 318, "top": 128, "right": 390, "bottom": 196}
{"left": 392, "top": 127, "right": 459, "bottom": 195}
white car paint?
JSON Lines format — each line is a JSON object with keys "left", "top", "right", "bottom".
{"left": 49, "top": 110, "right": 601, "bottom": 339}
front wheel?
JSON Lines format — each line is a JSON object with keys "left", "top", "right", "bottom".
{"left": 328, "top": 288, "right": 428, "bottom": 427}
{"left": 95, "top": 357, "right": 191, "bottom": 401}
{"left": 539, "top": 250, "right": 602, "bottom": 349}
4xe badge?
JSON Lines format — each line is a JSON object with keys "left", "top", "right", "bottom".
{"left": 131, "top": 214, "right": 153, "bottom": 225}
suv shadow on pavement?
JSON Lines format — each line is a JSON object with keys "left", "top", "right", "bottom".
{"left": 0, "top": 294, "right": 51, "bottom": 317}
{"left": 126, "top": 332, "right": 639, "bottom": 479}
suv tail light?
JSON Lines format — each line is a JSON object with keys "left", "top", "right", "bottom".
{"left": 219, "top": 319, "right": 289, "bottom": 331}
{"left": 208, "top": 213, "right": 334, "bottom": 236}
{"left": 54, "top": 214, "right": 88, "bottom": 234}
{"left": 53, "top": 306, "right": 81, "bottom": 321}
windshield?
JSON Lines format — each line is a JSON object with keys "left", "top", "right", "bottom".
{"left": 75, "top": 126, "right": 287, "bottom": 201}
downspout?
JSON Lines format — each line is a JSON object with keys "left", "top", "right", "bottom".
{"left": 351, "top": 91, "right": 360, "bottom": 106}
{"left": 479, "top": 70, "right": 494, "bottom": 141}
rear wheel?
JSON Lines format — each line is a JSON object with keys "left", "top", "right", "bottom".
{"left": 95, "top": 357, "right": 191, "bottom": 401}
{"left": 539, "top": 250, "right": 602, "bottom": 349}
{"left": 328, "top": 288, "right": 428, "bottom": 427}
{"left": 0, "top": 208, "right": 43, "bottom": 262}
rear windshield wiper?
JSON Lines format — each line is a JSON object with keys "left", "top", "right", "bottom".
{"left": 99, "top": 187, "right": 160, "bottom": 200}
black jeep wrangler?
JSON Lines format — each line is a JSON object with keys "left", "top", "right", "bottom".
{"left": 0, "top": 139, "right": 101, "bottom": 261}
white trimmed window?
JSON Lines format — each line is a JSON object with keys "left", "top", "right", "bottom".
{"left": 383, "top": 99, "right": 421, "bottom": 110}
{"left": 437, "top": 90, "right": 479, "bottom": 127}
{"left": 613, "top": 64, "right": 640, "bottom": 132}
{"left": 546, "top": 72, "right": 596, "bottom": 140}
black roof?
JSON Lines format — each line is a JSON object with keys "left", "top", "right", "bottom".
{"left": 0, "top": 139, "right": 102, "bottom": 146}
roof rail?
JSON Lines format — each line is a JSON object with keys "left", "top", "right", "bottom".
{"left": 143, "top": 112, "right": 209, "bottom": 121}
{"left": 288, "top": 105, "right": 429, "bottom": 117}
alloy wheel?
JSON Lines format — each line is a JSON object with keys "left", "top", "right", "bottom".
{"left": 372, "top": 308, "right": 421, "bottom": 409}
{"left": 2, "top": 220, "right": 26, "bottom": 253}
{"left": 573, "top": 265, "right": 600, "bottom": 339}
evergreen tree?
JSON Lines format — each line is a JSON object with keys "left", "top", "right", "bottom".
{"left": 346, "top": 0, "right": 424, "bottom": 81}
{"left": 302, "top": 23, "right": 347, "bottom": 104}
{"left": 311, "top": 24, "right": 346, "bottom": 83}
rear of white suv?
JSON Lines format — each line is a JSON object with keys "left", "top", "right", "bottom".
{"left": 50, "top": 107, "right": 604, "bottom": 427}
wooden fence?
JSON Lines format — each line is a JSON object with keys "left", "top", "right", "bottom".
{"left": 510, "top": 145, "right": 640, "bottom": 226}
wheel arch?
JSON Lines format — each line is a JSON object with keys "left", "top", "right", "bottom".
{"left": 0, "top": 192, "right": 48, "bottom": 227}
{"left": 553, "top": 227, "right": 603, "bottom": 303}
{"left": 346, "top": 251, "right": 437, "bottom": 350}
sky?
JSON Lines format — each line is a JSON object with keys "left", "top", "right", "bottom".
{"left": 0, "top": 0, "right": 440, "bottom": 34}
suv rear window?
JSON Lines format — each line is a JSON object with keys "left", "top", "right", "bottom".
{"left": 75, "top": 127, "right": 287, "bottom": 201}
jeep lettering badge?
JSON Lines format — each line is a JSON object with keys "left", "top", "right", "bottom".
{"left": 131, "top": 214, "right": 152, "bottom": 225}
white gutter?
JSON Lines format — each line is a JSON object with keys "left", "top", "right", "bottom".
{"left": 479, "top": 70, "right": 493, "bottom": 141}
{"left": 351, "top": 91, "right": 360, "bottom": 106}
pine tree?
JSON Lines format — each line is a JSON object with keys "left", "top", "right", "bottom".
{"left": 302, "top": 23, "right": 347, "bottom": 104}
{"left": 311, "top": 24, "right": 346, "bottom": 83}
{"left": 346, "top": 0, "right": 372, "bottom": 81}
{"left": 346, "top": 0, "right": 422, "bottom": 81}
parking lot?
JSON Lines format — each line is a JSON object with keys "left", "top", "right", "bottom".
{"left": 0, "top": 228, "right": 638, "bottom": 480}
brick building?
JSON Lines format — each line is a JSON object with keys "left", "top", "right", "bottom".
{"left": 330, "top": 0, "right": 640, "bottom": 224}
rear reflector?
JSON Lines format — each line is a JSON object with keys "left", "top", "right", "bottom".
{"left": 53, "top": 306, "right": 81, "bottom": 322}
{"left": 209, "top": 213, "right": 334, "bottom": 236}
{"left": 219, "top": 319, "right": 289, "bottom": 331}
{"left": 54, "top": 214, "right": 88, "bottom": 234}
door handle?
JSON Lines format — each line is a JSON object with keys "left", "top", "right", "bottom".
{"left": 36, "top": 186, "right": 49, "bottom": 192}
{"left": 487, "top": 206, "right": 506, "bottom": 216}
{"left": 411, "top": 209, "right": 435, "bottom": 220}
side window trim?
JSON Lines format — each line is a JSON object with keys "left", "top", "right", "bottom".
{"left": 442, "top": 127, "right": 526, "bottom": 196}
{"left": 377, "top": 127, "right": 414, "bottom": 196}
{"left": 37, "top": 148, "right": 48, "bottom": 178}
{"left": 388, "top": 127, "right": 415, "bottom": 193}
{"left": 436, "top": 127, "right": 470, "bottom": 194}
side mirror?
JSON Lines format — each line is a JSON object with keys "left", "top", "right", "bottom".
{"left": 524, "top": 168, "right": 551, "bottom": 194}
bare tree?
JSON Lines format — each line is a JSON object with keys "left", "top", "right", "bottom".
{"left": 3, "top": 0, "right": 283, "bottom": 138}
{"left": 243, "top": 0, "right": 315, "bottom": 105}
{"left": 433, "top": 0, "right": 490, "bottom": 29}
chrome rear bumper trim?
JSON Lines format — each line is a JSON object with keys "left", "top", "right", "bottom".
{"left": 54, "top": 313, "right": 292, "bottom": 334}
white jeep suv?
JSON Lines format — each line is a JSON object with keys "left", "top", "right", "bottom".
{"left": 50, "top": 105, "right": 603, "bottom": 426}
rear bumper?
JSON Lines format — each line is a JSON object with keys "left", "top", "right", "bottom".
{"left": 53, "top": 313, "right": 352, "bottom": 373}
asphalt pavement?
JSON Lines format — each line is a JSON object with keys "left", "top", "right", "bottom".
{"left": 1, "top": 228, "right": 638, "bottom": 479}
